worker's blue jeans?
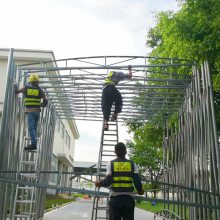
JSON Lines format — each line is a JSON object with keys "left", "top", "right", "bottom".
{"left": 27, "top": 111, "right": 40, "bottom": 146}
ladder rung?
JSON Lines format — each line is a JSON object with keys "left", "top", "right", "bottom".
{"left": 107, "top": 122, "right": 117, "bottom": 124}
{"left": 103, "top": 133, "right": 117, "bottom": 136}
{"left": 102, "top": 150, "right": 114, "bottom": 152}
{"left": 20, "top": 173, "right": 37, "bottom": 178}
{"left": 16, "top": 200, "right": 36, "bottom": 203}
{"left": 23, "top": 149, "right": 38, "bottom": 152}
{"left": 102, "top": 140, "right": 117, "bottom": 142}
{"left": 23, "top": 212, "right": 36, "bottom": 215}
{"left": 14, "top": 214, "right": 35, "bottom": 217}
{"left": 21, "top": 161, "right": 37, "bottom": 165}
{"left": 25, "top": 137, "right": 39, "bottom": 140}
{"left": 18, "top": 186, "right": 35, "bottom": 190}
{"left": 102, "top": 144, "right": 116, "bottom": 146}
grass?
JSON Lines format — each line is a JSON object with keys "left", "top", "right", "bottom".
{"left": 136, "top": 200, "right": 164, "bottom": 213}
{"left": 44, "top": 194, "right": 75, "bottom": 210}
{"left": 136, "top": 200, "right": 188, "bottom": 220}
{"left": 44, "top": 193, "right": 89, "bottom": 210}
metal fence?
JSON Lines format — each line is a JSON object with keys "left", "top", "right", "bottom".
{"left": 162, "top": 62, "right": 220, "bottom": 220}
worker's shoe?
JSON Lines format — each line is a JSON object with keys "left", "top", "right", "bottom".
{"left": 104, "top": 121, "right": 109, "bottom": 131}
{"left": 24, "top": 144, "right": 37, "bottom": 151}
{"left": 111, "top": 114, "right": 117, "bottom": 121}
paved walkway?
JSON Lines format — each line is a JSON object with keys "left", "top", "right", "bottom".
{"left": 43, "top": 199, "right": 154, "bottom": 220}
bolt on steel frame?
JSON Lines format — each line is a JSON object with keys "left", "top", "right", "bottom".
{"left": 0, "top": 50, "right": 219, "bottom": 219}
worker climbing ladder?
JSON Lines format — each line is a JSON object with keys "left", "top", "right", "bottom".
{"left": 91, "top": 119, "right": 119, "bottom": 220}
{"left": 12, "top": 136, "right": 40, "bottom": 220}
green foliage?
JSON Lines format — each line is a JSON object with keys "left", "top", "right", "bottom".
{"left": 146, "top": 0, "right": 220, "bottom": 133}
{"left": 136, "top": 200, "right": 164, "bottom": 213}
{"left": 127, "top": 123, "right": 164, "bottom": 194}
{"left": 45, "top": 194, "right": 75, "bottom": 210}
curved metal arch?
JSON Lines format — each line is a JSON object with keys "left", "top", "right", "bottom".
{"left": 18, "top": 56, "right": 193, "bottom": 123}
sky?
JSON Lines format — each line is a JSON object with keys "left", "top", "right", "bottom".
{"left": 0, "top": 0, "right": 179, "bottom": 162}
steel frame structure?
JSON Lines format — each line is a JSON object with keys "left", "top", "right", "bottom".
{"left": 18, "top": 55, "right": 192, "bottom": 122}
{"left": 0, "top": 50, "right": 219, "bottom": 220}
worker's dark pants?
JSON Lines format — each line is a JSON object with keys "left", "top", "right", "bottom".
{"left": 101, "top": 85, "right": 122, "bottom": 121}
{"left": 109, "top": 195, "right": 135, "bottom": 220}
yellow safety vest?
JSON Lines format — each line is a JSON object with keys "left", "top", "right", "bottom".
{"left": 24, "top": 86, "right": 42, "bottom": 108}
{"left": 104, "top": 71, "right": 117, "bottom": 85}
{"left": 111, "top": 159, "right": 134, "bottom": 192}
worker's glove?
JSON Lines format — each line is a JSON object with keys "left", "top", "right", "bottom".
{"left": 41, "top": 99, "right": 48, "bottom": 108}
{"left": 13, "top": 83, "right": 18, "bottom": 90}
{"left": 95, "top": 179, "right": 102, "bottom": 188}
{"left": 138, "top": 189, "right": 145, "bottom": 195}
{"left": 13, "top": 83, "right": 18, "bottom": 93}
{"left": 128, "top": 65, "right": 132, "bottom": 70}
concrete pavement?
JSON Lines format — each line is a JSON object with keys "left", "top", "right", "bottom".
{"left": 43, "top": 198, "right": 154, "bottom": 220}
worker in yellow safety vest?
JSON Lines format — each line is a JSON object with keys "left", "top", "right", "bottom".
{"left": 14, "top": 74, "right": 48, "bottom": 150}
{"left": 102, "top": 65, "right": 132, "bottom": 130}
{"left": 95, "top": 142, "right": 144, "bottom": 220}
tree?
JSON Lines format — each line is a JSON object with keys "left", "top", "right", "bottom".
{"left": 146, "top": 0, "right": 220, "bottom": 133}
{"left": 127, "top": 0, "right": 220, "bottom": 198}
{"left": 127, "top": 123, "right": 164, "bottom": 197}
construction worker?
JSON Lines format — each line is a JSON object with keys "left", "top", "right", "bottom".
{"left": 102, "top": 65, "right": 132, "bottom": 130}
{"left": 95, "top": 142, "right": 144, "bottom": 220}
{"left": 14, "top": 74, "right": 48, "bottom": 150}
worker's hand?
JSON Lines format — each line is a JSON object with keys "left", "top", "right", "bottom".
{"left": 128, "top": 65, "right": 132, "bottom": 70}
{"left": 95, "top": 179, "right": 102, "bottom": 188}
{"left": 41, "top": 99, "right": 48, "bottom": 108}
{"left": 13, "top": 83, "right": 18, "bottom": 94}
{"left": 13, "top": 83, "right": 18, "bottom": 89}
{"left": 138, "top": 189, "right": 145, "bottom": 195}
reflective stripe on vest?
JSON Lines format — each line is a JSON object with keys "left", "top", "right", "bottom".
{"left": 111, "top": 183, "right": 133, "bottom": 188}
{"left": 113, "top": 176, "right": 133, "bottom": 181}
{"left": 111, "top": 161, "right": 134, "bottom": 192}
{"left": 104, "top": 71, "right": 116, "bottom": 85}
{"left": 24, "top": 87, "right": 41, "bottom": 107}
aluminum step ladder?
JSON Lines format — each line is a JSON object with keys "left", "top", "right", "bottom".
{"left": 12, "top": 137, "right": 40, "bottom": 220}
{"left": 91, "top": 119, "right": 118, "bottom": 220}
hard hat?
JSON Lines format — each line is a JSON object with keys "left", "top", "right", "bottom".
{"left": 29, "top": 74, "right": 39, "bottom": 83}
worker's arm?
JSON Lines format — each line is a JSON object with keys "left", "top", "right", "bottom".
{"left": 127, "top": 65, "right": 132, "bottom": 79}
{"left": 95, "top": 174, "right": 113, "bottom": 188}
{"left": 40, "top": 89, "right": 48, "bottom": 108}
{"left": 133, "top": 173, "right": 144, "bottom": 195}
{"left": 14, "top": 84, "right": 25, "bottom": 94}
{"left": 95, "top": 162, "right": 112, "bottom": 188}
{"left": 133, "top": 163, "right": 144, "bottom": 195}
